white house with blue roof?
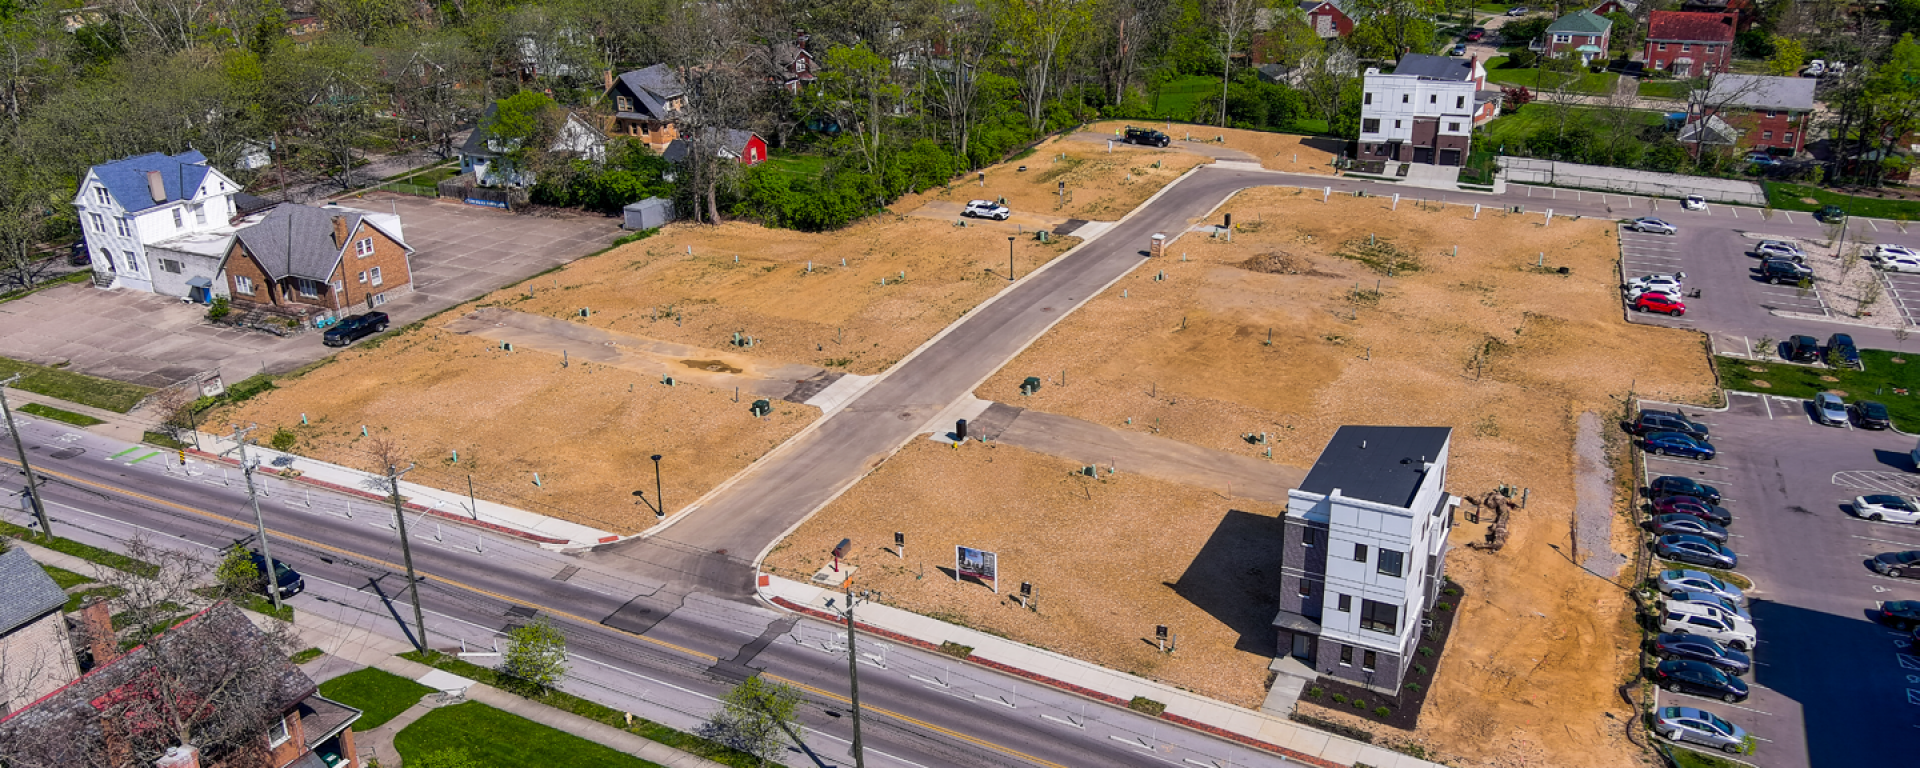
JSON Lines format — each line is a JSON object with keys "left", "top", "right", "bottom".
{"left": 72, "top": 150, "right": 242, "bottom": 297}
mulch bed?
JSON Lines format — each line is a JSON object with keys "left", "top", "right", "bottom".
{"left": 1295, "top": 579, "right": 1465, "bottom": 731}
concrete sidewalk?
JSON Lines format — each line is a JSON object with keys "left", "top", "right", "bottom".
{"left": 758, "top": 575, "right": 1442, "bottom": 768}
{"left": 983, "top": 407, "right": 1306, "bottom": 505}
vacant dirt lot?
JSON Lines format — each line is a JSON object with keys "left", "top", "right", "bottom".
{"left": 782, "top": 189, "right": 1712, "bottom": 768}
{"left": 1083, "top": 120, "right": 1341, "bottom": 176}
{"left": 898, "top": 133, "right": 1210, "bottom": 221}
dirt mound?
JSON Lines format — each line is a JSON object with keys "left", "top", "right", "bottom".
{"left": 1237, "top": 251, "right": 1310, "bottom": 275}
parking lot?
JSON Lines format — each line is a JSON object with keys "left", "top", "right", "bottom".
{"left": 1614, "top": 204, "right": 1920, "bottom": 356}
{"left": 1637, "top": 391, "right": 1920, "bottom": 767}
{"left": 0, "top": 194, "right": 620, "bottom": 388}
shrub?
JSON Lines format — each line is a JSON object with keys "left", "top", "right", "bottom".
{"left": 1404, "top": 682, "right": 1424, "bottom": 693}
{"left": 1307, "top": 686, "right": 1324, "bottom": 698}
{"left": 1373, "top": 706, "right": 1391, "bottom": 717}
{"left": 1331, "top": 693, "right": 1348, "bottom": 704}
{"left": 1289, "top": 712, "right": 1375, "bottom": 743}
{"left": 269, "top": 428, "right": 297, "bottom": 451}
{"left": 1443, "top": 586, "right": 1461, "bottom": 597}
{"left": 1418, "top": 646, "right": 1436, "bottom": 657}
{"left": 206, "top": 295, "right": 231, "bottom": 322}
{"left": 1437, "top": 602, "right": 1454, "bottom": 611}
{"left": 1127, "top": 696, "right": 1166, "bottom": 716}
{"left": 1351, "top": 698, "right": 1367, "bottom": 709}
{"left": 1413, "top": 664, "right": 1429, "bottom": 675}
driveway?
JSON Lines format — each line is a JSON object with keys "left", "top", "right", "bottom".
{"left": 1638, "top": 393, "right": 1920, "bottom": 768}
{"left": 0, "top": 193, "right": 620, "bottom": 389}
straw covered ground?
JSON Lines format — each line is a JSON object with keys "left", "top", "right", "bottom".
{"left": 772, "top": 187, "right": 1716, "bottom": 768}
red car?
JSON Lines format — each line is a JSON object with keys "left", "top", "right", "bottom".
{"left": 1465, "top": 28, "right": 1486, "bottom": 41}
{"left": 1653, "top": 496, "right": 1732, "bottom": 527}
{"left": 1634, "top": 293, "right": 1686, "bottom": 316}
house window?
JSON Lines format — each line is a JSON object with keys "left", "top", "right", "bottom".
{"left": 1339, "top": 645, "right": 1353, "bottom": 666}
{"left": 1401, "top": 94, "right": 1408, "bottom": 103}
{"left": 1429, "top": 94, "right": 1437, "bottom": 104}
{"left": 194, "top": 205, "right": 206, "bottom": 225}
{"left": 294, "top": 278, "right": 322, "bottom": 298}
{"left": 159, "top": 259, "right": 183, "bottom": 274}
{"left": 1303, "top": 527, "right": 1320, "bottom": 547}
{"left": 1297, "top": 578, "right": 1315, "bottom": 597}
{"left": 89, "top": 213, "right": 104, "bottom": 231}
{"left": 1658, "top": 43, "right": 1668, "bottom": 51}
{"left": 1337, "top": 593, "right": 1351, "bottom": 611}
{"left": 1762, "top": 131, "right": 1773, "bottom": 141}
{"left": 1378, "top": 549, "right": 1405, "bottom": 578}
{"left": 234, "top": 275, "right": 254, "bottom": 294}
{"left": 122, "top": 252, "right": 139, "bottom": 273}
{"left": 1706, "top": 45, "right": 1716, "bottom": 53}
{"left": 1554, "top": 34, "right": 1571, "bottom": 43}
{"left": 358, "top": 270, "right": 368, "bottom": 284}
{"left": 267, "top": 716, "right": 290, "bottom": 747}
{"left": 356, "top": 237, "right": 374, "bottom": 257}
{"left": 94, "top": 186, "right": 111, "bottom": 204}
{"left": 332, "top": 280, "right": 344, "bottom": 296}
{"left": 1353, "top": 543, "right": 1368, "bottom": 562}
{"left": 1362, "top": 651, "right": 1378, "bottom": 672}
{"left": 1448, "top": 122, "right": 1461, "bottom": 132}
{"left": 1682, "top": 43, "right": 1692, "bottom": 52}
{"left": 1456, "top": 96, "right": 1466, "bottom": 109}
{"left": 1784, "top": 132, "right": 1795, "bottom": 143}
{"left": 372, "top": 291, "right": 387, "bottom": 306}
{"left": 617, "top": 96, "right": 631, "bottom": 112}
{"left": 1364, "top": 93, "right": 1372, "bottom": 105}
{"left": 1766, "top": 110, "right": 1777, "bottom": 118}
{"left": 172, "top": 209, "right": 183, "bottom": 228}
{"left": 116, "top": 218, "right": 131, "bottom": 237}
{"left": 1394, "top": 120, "right": 1402, "bottom": 128}
{"left": 1360, "top": 600, "right": 1399, "bottom": 634}
{"left": 370, "top": 266, "right": 383, "bottom": 286}
{"left": 1362, "top": 118, "right": 1380, "bottom": 133}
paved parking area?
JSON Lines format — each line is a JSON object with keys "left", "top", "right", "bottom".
{"left": 1637, "top": 392, "right": 1920, "bottom": 768}
{"left": 1876, "top": 270, "right": 1920, "bottom": 327}
{"left": 0, "top": 194, "right": 620, "bottom": 389}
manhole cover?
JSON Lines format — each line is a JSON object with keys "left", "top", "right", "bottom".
{"left": 899, "top": 412, "right": 913, "bottom": 420}
{"left": 48, "top": 448, "right": 83, "bottom": 460}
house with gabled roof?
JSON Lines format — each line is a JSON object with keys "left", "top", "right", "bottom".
{"left": 1544, "top": 10, "right": 1612, "bottom": 66}
{"left": 1357, "top": 54, "right": 1499, "bottom": 167}
{"left": 1646, "top": 11, "right": 1738, "bottom": 77}
{"left": 1683, "top": 73, "right": 1816, "bottom": 155}
{"left": 0, "top": 546, "right": 79, "bottom": 716}
{"left": 459, "top": 104, "right": 607, "bottom": 188}
{"left": 222, "top": 202, "right": 415, "bottom": 319}
{"left": 73, "top": 151, "right": 243, "bottom": 295}
{"left": 663, "top": 128, "right": 769, "bottom": 167}
{"left": 605, "top": 64, "right": 686, "bottom": 150}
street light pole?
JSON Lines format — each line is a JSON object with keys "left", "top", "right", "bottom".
{"left": 652, "top": 454, "right": 664, "bottom": 519}
{"left": 1007, "top": 236, "right": 1016, "bottom": 281}
{"left": 223, "top": 425, "right": 281, "bottom": 610}
{"left": 387, "top": 462, "right": 430, "bottom": 653}
{"left": 0, "top": 375, "right": 52, "bottom": 538}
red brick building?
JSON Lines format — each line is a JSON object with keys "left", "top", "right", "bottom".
{"left": 1296, "top": 0, "right": 1354, "bottom": 38}
{"left": 224, "top": 203, "right": 415, "bottom": 319}
{"left": 1543, "top": 10, "right": 1613, "bottom": 67}
{"left": 1682, "top": 73, "right": 1817, "bottom": 155}
{"left": 1645, "top": 11, "right": 1737, "bottom": 78}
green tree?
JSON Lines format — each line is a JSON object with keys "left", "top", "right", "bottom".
{"left": 994, "top": 0, "right": 1091, "bottom": 133}
{"left": 702, "top": 675, "right": 803, "bottom": 767}
{"left": 1767, "top": 35, "right": 1805, "bottom": 76}
{"left": 215, "top": 545, "right": 263, "bottom": 601}
{"left": 499, "top": 616, "right": 568, "bottom": 693}
{"left": 807, "top": 42, "right": 898, "bottom": 175}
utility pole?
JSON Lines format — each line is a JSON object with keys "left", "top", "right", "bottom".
{"left": 387, "top": 462, "right": 430, "bottom": 653}
{"left": 0, "top": 375, "right": 52, "bottom": 538}
{"left": 222, "top": 425, "right": 281, "bottom": 610}
{"left": 842, "top": 577, "right": 868, "bottom": 768}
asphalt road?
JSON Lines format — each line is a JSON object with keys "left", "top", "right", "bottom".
{"left": 0, "top": 414, "right": 1299, "bottom": 768}
{"left": 1638, "top": 393, "right": 1920, "bottom": 768}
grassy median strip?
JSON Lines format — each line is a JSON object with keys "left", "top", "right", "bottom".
{"left": 400, "top": 651, "right": 761, "bottom": 768}
{"left": 1, "top": 521, "right": 159, "bottom": 577}
{"left": 1715, "top": 351, "right": 1920, "bottom": 431}
{"left": 318, "top": 668, "right": 435, "bottom": 730}
{"left": 0, "top": 356, "right": 152, "bottom": 413}
{"left": 396, "top": 700, "right": 665, "bottom": 768}
{"left": 18, "top": 402, "right": 106, "bottom": 426}
{"left": 1763, "top": 181, "right": 1920, "bottom": 220}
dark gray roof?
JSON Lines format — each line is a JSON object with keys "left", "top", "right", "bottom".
{"left": 88, "top": 151, "right": 212, "bottom": 214}
{"left": 614, "top": 64, "right": 683, "bottom": 121}
{"left": 1392, "top": 54, "right": 1475, "bottom": 81}
{"left": 1297, "top": 425, "right": 1452, "bottom": 509}
{"left": 299, "top": 695, "right": 361, "bottom": 748}
{"left": 662, "top": 129, "right": 759, "bottom": 164}
{"left": 0, "top": 547, "right": 68, "bottom": 636}
{"left": 1704, "top": 73, "right": 1817, "bottom": 111}
{"left": 232, "top": 192, "right": 275, "bottom": 216}
{"left": 462, "top": 104, "right": 502, "bottom": 159}
{"left": 234, "top": 204, "right": 359, "bottom": 282}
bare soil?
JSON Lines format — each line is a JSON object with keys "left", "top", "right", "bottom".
{"left": 1083, "top": 120, "right": 1342, "bottom": 176}
{"left": 779, "top": 189, "right": 1714, "bottom": 768}
{"left": 897, "top": 133, "right": 1211, "bottom": 221}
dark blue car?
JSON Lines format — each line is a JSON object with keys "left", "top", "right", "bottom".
{"left": 1643, "top": 431, "right": 1714, "bottom": 460}
{"left": 1652, "top": 476, "right": 1722, "bottom": 505}
{"left": 1652, "top": 659, "right": 1749, "bottom": 702}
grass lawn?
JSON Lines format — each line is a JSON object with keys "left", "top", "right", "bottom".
{"left": 1482, "top": 102, "right": 1665, "bottom": 152}
{"left": 1716, "top": 350, "right": 1920, "bottom": 430}
{"left": 0, "top": 357, "right": 152, "bottom": 413}
{"left": 1, "top": 519, "right": 158, "bottom": 576}
{"left": 1152, "top": 74, "right": 1222, "bottom": 119}
{"left": 317, "top": 668, "right": 435, "bottom": 731}
{"left": 1665, "top": 744, "right": 1750, "bottom": 768}
{"left": 1636, "top": 80, "right": 1693, "bottom": 100}
{"left": 19, "top": 402, "right": 106, "bottom": 426}
{"left": 758, "top": 151, "right": 828, "bottom": 180}
{"left": 1763, "top": 181, "right": 1920, "bottom": 220}
{"left": 1484, "top": 57, "right": 1620, "bottom": 94}
{"left": 40, "top": 563, "right": 92, "bottom": 589}
{"left": 395, "top": 701, "right": 665, "bottom": 768}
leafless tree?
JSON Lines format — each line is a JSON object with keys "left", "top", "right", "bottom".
{"left": 659, "top": 0, "right": 762, "bottom": 224}
{"left": 1211, "top": 0, "right": 1265, "bottom": 127}
{"left": 926, "top": 1, "right": 997, "bottom": 163}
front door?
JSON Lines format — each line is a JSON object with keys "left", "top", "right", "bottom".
{"left": 1291, "top": 633, "right": 1314, "bottom": 662}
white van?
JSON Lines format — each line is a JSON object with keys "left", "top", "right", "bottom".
{"left": 1661, "top": 601, "right": 1756, "bottom": 651}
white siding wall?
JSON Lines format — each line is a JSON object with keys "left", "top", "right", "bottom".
{"left": 73, "top": 169, "right": 238, "bottom": 295}
{"left": 1359, "top": 73, "right": 1477, "bottom": 145}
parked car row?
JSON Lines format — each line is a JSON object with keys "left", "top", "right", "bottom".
{"left": 1624, "top": 270, "right": 1689, "bottom": 316}
{"left": 1781, "top": 332, "right": 1863, "bottom": 370}
{"left": 1631, "top": 407, "right": 1716, "bottom": 460}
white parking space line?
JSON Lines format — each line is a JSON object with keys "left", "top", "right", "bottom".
{"left": 1661, "top": 689, "right": 1774, "bottom": 716}
{"left": 1645, "top": 455, "right": 1727, "bottom": 469}
{"left": 1853, "top": 534, "right": 1920, "bottom": 548}
{"left": 1869, "top": 219, "right": 1880, "bottom": 232}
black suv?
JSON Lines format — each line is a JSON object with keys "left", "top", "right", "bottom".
{"left": 323, "top": 311, "right": 390, "bottom": 347}
{"left": 1633, "top": 409, "right": 1709, "bottom": 440}
{"left": 1651, "top": 475, "right": 1722, "bottom": 505}
{"left": 1854, "top": 400, "right": 1892, "bottom": 430}
{"left": 248, "top": 550, "right": 305, "bottom": 598}
{"left": 1826, "top": 333, "right": 1861, "bottom": 369}
{"left": 1124, "top": 127, "right": 1171, "bottom": 147}
{"left": 1758, "top": 258, "right": 1812, "bottom": 284}
{"left": 1784, "top": 335, "right": 1821, "bottom": 363}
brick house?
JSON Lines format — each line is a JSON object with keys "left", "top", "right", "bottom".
{"left": 224, "top": 203, "right": 414, "bottom": 320}
{"left": 1645, "top": 11, "right": 1737, "bottom": 77}
{"left": 0, "top": 602, "right": 361, "bottom": 768}
{"left": 1544, "top": 10, "right": 1612, "bottom": 66}
{"left": 605, "top": 64, "right": 685, "bottom": 151}
{"left": 1357, "top": 55, "right": 1499, "bottom": 167}
{"left": 1590, "top": 0, "right": 1638, "bottom": 15}
{"left": 0, "top": 547, "right": 80, "bottom": 716}
{"left": 1684, "top": 73, "right": 1816, "bottom": 155}
{"left": 1272, "top": 426, "right": 1458, "bottom": 693}
{"left": 1295, "top": 0, "right": 1354, "bottom": 38}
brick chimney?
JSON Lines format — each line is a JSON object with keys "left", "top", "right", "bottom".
{"left": 153, "top": 745, "right": 200, "bottom": 768}
{"left": 603, "top": 68, "right": 614, "bottom": 91}
{"left": 146, "top": 170, "right": 167, "bottom": 203}
{"left": 331, "top": 215, "right": 349, "bottom": 249}
{"left": 80, "top": 597, "right": 117, "bottom": 667}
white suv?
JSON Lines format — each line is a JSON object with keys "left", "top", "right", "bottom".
{"left": 963, "top": 200, "right": 1011, "bottom": 220}
{"left": 1661, "top": 601, "right": 1756, "bottom": 651}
